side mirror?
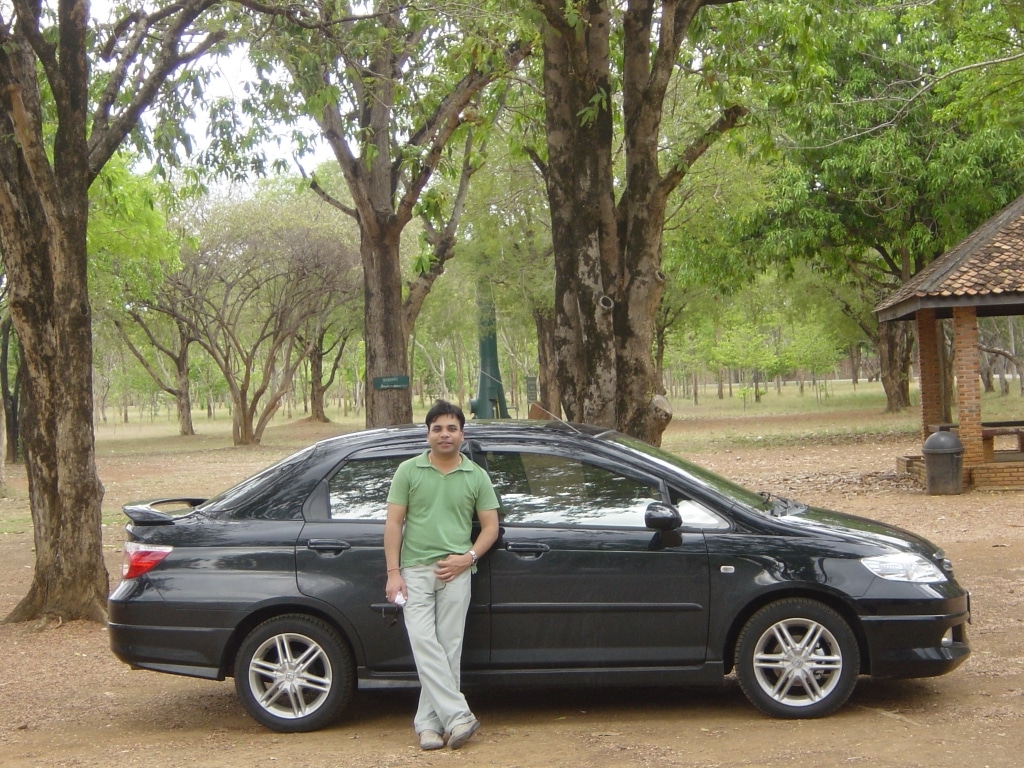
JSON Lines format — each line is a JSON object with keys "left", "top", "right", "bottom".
{"left": 644, "top": 501, "right": 681, "bottom": 531}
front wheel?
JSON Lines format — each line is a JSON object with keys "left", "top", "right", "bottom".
{"left": 234, "top": 614, "right": 354, "bottom": 732}
{"left": 736, "top": 598, "right": 860, "bottom": 719}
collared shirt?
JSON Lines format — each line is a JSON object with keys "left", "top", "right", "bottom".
{"left": 387, "top": 450, "right": 500, "bottom": 568}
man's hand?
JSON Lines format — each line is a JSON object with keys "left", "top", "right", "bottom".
{"left": 386, "top": 571, "right": 407, "bottom": 604}
{"left": 435, "top": 552, "right": 473, "bottom": 582}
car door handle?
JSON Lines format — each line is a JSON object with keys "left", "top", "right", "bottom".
{"left": 505, "top": 541, "right": 550, "bottom": 557}
{"left": 307, "top": 539, "right": 352, "bottom": 553}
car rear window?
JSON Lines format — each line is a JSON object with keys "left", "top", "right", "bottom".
{"left": 199, "top": 446, "right": 315, "bottom": 516}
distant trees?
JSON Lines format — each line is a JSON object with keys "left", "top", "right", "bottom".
{"left": 126, "top": 185, "right": 361, "bottom": 445}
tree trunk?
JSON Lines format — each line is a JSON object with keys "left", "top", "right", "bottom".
{"left": 176, "top": 371, "right": 195, "bottom": 436}
{"left": 533, "top": 308, "right": 560, "bottom": 419}
{"left": 175, "top": 338, "right": 195, "bottom": 436}
{"left": 1, "top": 319, "right": 22, "bottom": 463}
{"left": 877, "top": 320, "right": 913, "bottom": 412}
{"left": 541, "top": 21, "right": 617, "bottom": 428}
{"left": 536, "top": 1, "right": 742, "bottom": 444}
{"left": 0, "top": 29, "right": 108, "bottom": 622}
{"left": 309, "top": 344, "right": 329, "bottom": 423}
{"left": 0, "top": 201, "right": 107, "bottom": 624}
{"left": 362, "top": 229, "right": 413, "bottom": 428}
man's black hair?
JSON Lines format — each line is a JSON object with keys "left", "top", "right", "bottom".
{"left": 425, "top": 399, "right": 465, "bottom": 429}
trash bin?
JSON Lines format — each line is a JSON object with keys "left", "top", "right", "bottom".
{"left": 922, "top": 430, "right": 964, "bottom": 495}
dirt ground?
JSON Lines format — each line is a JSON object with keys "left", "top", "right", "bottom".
{"left": 0, "top": 418, "right": 1022, "bottom": 767}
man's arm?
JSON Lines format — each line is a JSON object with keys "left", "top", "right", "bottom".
{"left": 384, "top": 502, "right": 407, "bottom": 602}
{"left": 473, "top": 508, "right": 500, "bottom": 560}
{"left": 435, "top": 507, "right": 499, "bottom": 581}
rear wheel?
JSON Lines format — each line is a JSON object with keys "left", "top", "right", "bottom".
{"left": 736, "top": 598, "right": 860, "bottom": 719}
{"left": 234, "top": 614, "right": 354, "bottom": 732}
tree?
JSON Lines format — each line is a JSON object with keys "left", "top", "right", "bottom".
{"left": 0, "top": 0, "right": 229, "bottom": 622}
{"left": 0, "top": 311, "right": 22, "bottom": 464}
{"left": 151, "top": 189, "right": 358, "bottom": 444}
{"left": 529, "top": 0, "right": 747, "bottom": 445}
{"left": 116, "top": 311, "right": 198, "bottom": 435}
{"left": 459, "top": 140, "right": 558, "bottom": 416}
{"left": 233, "top": 1, "right": 529, "bottom": 429}
{"left": 88, "top": 159, "right": 191, "bottom": 433}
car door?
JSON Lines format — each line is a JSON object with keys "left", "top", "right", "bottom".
{"left": 483, "top": 445, "right": 711, "bottom": 669}
{"left": 295, "top": 450, "right": 491, "bottom": 674}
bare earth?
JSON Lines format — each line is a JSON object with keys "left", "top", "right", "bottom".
{"left": 0, "top": 418, "right": 1021, "bottom": 767}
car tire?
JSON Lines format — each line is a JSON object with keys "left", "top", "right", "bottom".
{"left": 233, "top": 614, "right": 354, "bottom": 733}
{"left": 736, "top": 598, "right": 860, "bottom": 719}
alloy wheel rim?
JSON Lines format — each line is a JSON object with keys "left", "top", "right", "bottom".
{"left": 751, "top": 617, "right": 844, "bottom": 707}
{"left": 247, "top": 632, "right": 333, "bottom": 719}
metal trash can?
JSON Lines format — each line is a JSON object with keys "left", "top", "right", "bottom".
{"left": 922, "top": 430, "right": 964, "bottom": 495}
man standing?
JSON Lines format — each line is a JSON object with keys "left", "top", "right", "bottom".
{"left": 384, "top": 400, "right": 500, "bottom": 750}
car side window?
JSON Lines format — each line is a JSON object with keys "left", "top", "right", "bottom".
{"left": 327, "top": 456, "right": 409, "bottom": 520}
{"left": 667, "top": 487, "right": 730, "bottom": 530}
{"left": 487, "top": 451, "right": 660, "bottom": 526}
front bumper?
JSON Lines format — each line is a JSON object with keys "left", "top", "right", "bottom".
{"left": 860, "top": 591, "right": 971, "bottom": 679}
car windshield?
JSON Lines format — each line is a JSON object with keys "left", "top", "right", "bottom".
{"left": 199, "top": 445, "right": 316, "bottom": 514}
{"left": 610, "top": 434, "right": 770, "bottom": 512}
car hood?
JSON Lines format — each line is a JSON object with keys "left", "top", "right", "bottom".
{"left": 769, "top": 504, "right": 942, "bottom": 557}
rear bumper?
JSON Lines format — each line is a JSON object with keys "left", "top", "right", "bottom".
{"left": 108, "top": 621, "right": 231, "bottom": 680}
{"left": 108, "top": 585, "right": 234, "bottom": 680}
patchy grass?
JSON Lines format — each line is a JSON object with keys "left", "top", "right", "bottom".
{"left": 663, "top": 379, "right": 1024, "bottom": 452}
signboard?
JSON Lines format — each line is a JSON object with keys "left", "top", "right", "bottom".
{"left": 373, "top": 375, "right": 410, "bottom": 391}
{"left": 526, "top": 376, "right": 538, "bottom": 404}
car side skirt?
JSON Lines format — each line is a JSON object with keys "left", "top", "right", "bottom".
{"left": 356, "top": 662, "right": 726, "bottom": 690}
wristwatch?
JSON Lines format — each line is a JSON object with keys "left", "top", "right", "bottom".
{"left": 468, "top": 550, "right": 478, "bottom": 565}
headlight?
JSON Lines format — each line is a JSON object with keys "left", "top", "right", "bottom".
{"left": 861, "top": 553, "right": 947, "bottom": 583}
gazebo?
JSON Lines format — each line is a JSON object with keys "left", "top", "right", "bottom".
{"left": 875, "top": 192, "right": 1024, "bottom": 490}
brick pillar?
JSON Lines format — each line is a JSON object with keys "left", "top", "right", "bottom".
{"left": 953, "top": 306, "right": 983, "bottom": 481}
{"left": 915, "top": 309, "right": 943, "bottom": 442}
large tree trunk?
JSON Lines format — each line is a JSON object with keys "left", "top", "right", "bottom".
{"left": 0, "top": 178, "right": 107, "bottom": 623}
{"left": 536, "top": 0, "right": 743, "bottom": 444}
{"left": 0, "top": 19, "right": 107, "bottom": 622}
{"left": 541, "top": 21, "right": 618, "bottom": 428}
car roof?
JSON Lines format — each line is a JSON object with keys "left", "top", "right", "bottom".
{"left": 312, "top": 420, "right": 620, "bottom": 454}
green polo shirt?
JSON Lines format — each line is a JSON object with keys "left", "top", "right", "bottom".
{"left": 387, "top": 451, "right": 500, "bottom": 568}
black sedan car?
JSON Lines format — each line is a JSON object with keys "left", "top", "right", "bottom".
{"left": 108, "top": 422, "right": 970, "bottom": 732}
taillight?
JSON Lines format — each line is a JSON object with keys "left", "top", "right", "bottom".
{"left": 122, "top": 541, "right": 173, "bottom": 579}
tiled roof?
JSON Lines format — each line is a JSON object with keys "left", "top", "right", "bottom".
{"left": 875, "top": 193, "right": 1024, "bottom": 321}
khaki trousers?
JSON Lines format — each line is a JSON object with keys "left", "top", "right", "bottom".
{"left": 401, "top": 564, "right": 475, "bottom": 734}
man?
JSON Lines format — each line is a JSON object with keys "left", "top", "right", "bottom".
{"left": 384, "top": 400, "right": 500, "bottom": 750}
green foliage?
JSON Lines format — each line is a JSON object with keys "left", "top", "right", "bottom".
{"left": 758, "top": 2, "right": 1023, "bottom": 265}
{"left": 929, "top": 0, "right": 1024, "bottom": 131}
{"left": 88, "top": 155, "right": 180, "bottom": 312}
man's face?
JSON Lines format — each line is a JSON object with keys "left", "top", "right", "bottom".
{"left": 426, "top": 414, "right": 464, "bottom": 458}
